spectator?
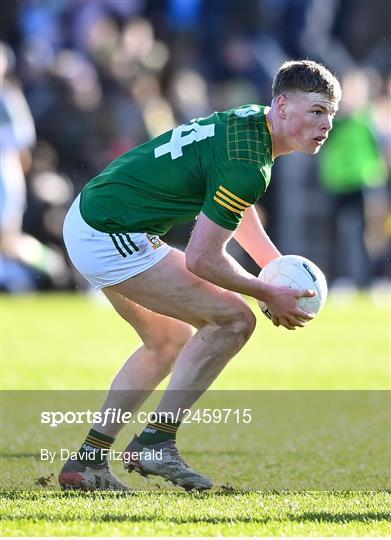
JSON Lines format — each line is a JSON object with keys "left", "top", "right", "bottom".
{"left": 319, "top": 69, "right": 388, "bottom": 289}
{"left": 0, "top": 42, "right": 68, "bottom": 291}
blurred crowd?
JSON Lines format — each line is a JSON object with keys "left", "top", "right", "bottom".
{"left": 0, "top": 0, "right": 390, "bottom": 293}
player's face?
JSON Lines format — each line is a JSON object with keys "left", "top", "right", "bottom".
{"left": 283, "top": 92, "right": 339, "bottom": 154}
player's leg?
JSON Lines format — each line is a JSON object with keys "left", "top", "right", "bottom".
{"left": 107, "top": 249, "right": 256, "bottom": 396}
{"left": 106, "top": 249, "right": 256, "bottom": 490}
{"left": 59, "top": 295, "right": 193, "bottom": 491}
{"left": 94, "top": 290, "right": 195, "bottom": 438}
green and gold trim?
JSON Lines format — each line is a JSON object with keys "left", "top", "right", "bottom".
{"left": 214, "top": 185, "right": 251, "bottom": 215}
{"left": 84, "top": 434, "right": 112, "bottom": 449}
{"left": 147, "top": 422, "right": 178, "bottom": 434}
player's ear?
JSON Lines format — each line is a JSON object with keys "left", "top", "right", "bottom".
{"left": 275, "top": 94, "right": 288, "bottom": 119}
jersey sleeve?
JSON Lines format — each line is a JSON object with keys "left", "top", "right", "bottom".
{"left": 201, "top": 160, "right": 267, "bottom": 230}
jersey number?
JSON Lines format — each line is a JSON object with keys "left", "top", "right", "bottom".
{"left": 154, "top": 122, "right": 215, "bottom": 160}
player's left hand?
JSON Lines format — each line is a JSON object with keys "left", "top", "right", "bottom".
{"left": 263, "top": 286, "right": 315, "bottom": 330}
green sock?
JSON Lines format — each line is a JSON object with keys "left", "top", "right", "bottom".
{"left": 77, "top": 429, "right": 115, "bottom": 466}
{"left": 137, "top": 419, "right": 181, "bottom": 445}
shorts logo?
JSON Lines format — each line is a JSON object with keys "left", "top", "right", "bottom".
{"left": 147, "top": 234, "right": 163, "bottom": 249}
{"left": 109, "top": 233, "right": 139, "bottom": 258}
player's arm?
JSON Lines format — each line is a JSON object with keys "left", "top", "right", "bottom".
{"left": 233, "top": 205, "right": 281, "bottom": 268}
{"left": 185, "top": 212, "right": 314, "bottom": 329}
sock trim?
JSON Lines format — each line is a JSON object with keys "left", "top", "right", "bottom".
{"left": 85, "top": 436, "right": 112, "bottom": 449}
{"left": 89, "top": 429, "right": 115, "bottom": 443}
{"left": 147, "top": 422, "right": 178, "bottom": 434}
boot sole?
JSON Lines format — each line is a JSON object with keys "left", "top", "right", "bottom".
{"left": 125, "top": 460, "right": 212, "bottom": 492}
{"left": 58, "top": 471, "right": 131, "bottom": 492}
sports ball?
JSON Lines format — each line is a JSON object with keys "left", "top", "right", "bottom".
{"left": 258, "top": 255, "right": 328, "bottom": 318}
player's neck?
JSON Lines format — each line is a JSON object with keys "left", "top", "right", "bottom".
{"left": 266, "top": 107, "right": 295, "bottom": 158}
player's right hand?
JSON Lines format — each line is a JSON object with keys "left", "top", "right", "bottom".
{"left": 261, "top": 285, "right": 315, "bottom": 330}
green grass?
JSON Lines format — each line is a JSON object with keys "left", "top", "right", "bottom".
{"left": 1, "top": 292, "right": 390, "bottom": 536}
{"left": 2, "top": 292, "right": 389, "bottom": 390}
{"left": 1, "top": 491, "right": 390, "bottom": 536}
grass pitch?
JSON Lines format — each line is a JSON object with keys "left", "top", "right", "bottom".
{"left": 1, "top": 292, "right": 390, "bottom": 536}
{"left": 2, "top": 491, "right": 390, "bottom": 536}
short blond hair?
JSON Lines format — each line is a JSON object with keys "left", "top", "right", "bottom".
{"left": 272, "top": 60, "right": 341, "bottom": 101}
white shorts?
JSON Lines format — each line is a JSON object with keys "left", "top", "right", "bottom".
{"left": 63, "top": 195, "right": 173, "bottom": 290}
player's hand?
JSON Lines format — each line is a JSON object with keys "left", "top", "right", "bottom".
{"left": 261, "top": 285, "right": 316, "bottom": 330}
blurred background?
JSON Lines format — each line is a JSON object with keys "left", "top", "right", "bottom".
{"left": 1, "top": 0, "right": 390, "bottom": 294}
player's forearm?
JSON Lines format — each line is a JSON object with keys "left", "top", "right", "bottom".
{"left": 186, "top": 248, "right": 271, "bottom": 302}
{"left": 234, "top": 206, "right": 281, "bottom": 268}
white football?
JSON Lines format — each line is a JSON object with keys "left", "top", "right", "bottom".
{"left": 258, "top": 255, "right": 328, "bottom": 318}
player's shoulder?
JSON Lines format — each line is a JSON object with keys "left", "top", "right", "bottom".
{"left": 191, "top": 104, "right": 266, "bottom": 124}
{"left": 222, "top": 104, "right": 273, "bottom": 171}
{"left": 223, "top": 103, "right": 269, "bottom": 132}
{"left": 226, "top": 103, "right": 266, "bottom": 118}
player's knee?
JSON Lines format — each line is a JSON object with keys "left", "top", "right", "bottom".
{"left": 218, "top": 307, "right": 256, "bottom": 345}
{"left": 231, "top": 309, "right": 257, "bottom": 342}
{"left": 161, "top": 327, "right": 194, "bottom": 365}
{"left": 146, "top": 324, "right": 194, "bottom": 367}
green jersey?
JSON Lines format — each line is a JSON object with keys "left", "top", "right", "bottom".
{"left": 80, "top": 104, "right": 274, "bottom": 235}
